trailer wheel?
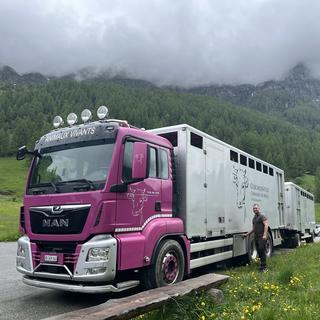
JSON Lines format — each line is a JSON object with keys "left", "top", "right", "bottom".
{"left": 305, "top": 233, "right": 314, "bottom": 243}
{"left": 141, "top": 239, "right": 185, "bottom": 289}
{"left": 292, "top": 233, "right": 301, "bottom": 248}
{"left": 265, "top": 232, "right": 273, "bottom": 258}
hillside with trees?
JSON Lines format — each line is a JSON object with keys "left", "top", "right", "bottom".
{"left": 1, "top": 75, "right": 320, "bottom": 180}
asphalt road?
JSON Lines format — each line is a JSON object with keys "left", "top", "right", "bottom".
{"left": 1, "top": 238, "right": 319, "bottom": 320}
{"left": 0, "top": 242, "right": 116, "bottom": 320}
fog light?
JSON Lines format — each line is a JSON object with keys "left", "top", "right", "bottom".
{"left": 86, "top": 267, "right": 107, "bottom": 275}
{"left": 17, "top": 244, "right": 26, "bottom": 257}
{"left": 87, "top": 247, "right": 109, "bottom": 261}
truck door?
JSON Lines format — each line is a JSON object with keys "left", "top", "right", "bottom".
{"left": 115, "top": 140, "right": 162, "bottom": 230}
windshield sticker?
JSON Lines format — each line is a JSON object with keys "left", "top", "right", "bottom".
{"left": 45, "top": 127, "right": 96, "bottom": 143}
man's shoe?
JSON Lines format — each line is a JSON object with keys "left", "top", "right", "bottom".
{"left": 260, "top": 267, "right": 268, "bottom": 273}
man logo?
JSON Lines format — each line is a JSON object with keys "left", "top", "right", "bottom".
{"left": 42, "top": 219, "right": 69, "bottom": 227}
{"left": 51, "top": 206, "right": 63, "bottom": 214}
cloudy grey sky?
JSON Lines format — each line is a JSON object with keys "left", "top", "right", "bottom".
{"left": 1, "top": 0, "right": 320, "bottom": 86}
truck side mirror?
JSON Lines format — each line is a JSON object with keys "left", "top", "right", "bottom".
{"left": 16, "top": 146, "right": 27, "bottom": 160}
{"left": 132, "top": 142, "right": 147, "bottom": 180}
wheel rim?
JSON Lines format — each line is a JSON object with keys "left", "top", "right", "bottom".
{"left": 162, "top": 251, "right": 179, "bottom": 284}
{"left": 249, "top": 239, "right": 258, "bottom": 260}
{"left": 265, "top": 236, "right": 272, "bottom": 257}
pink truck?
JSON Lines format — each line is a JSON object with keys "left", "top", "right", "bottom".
{"left": 16, "top": 107, "right": 315, "bottom": 293}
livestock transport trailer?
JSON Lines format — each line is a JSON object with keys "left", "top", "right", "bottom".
{"left": 16, "top": 107, "right": 297, "bottom": 293}
{"left": 283, "top": 182, "right": 315, "bottom": 246}
{"left": 150, "top": 124, "right": 284, "bottom": 267}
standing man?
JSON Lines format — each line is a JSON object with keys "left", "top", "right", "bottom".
{"left": 245, "top": 203, "right": 269, "bottom": 272}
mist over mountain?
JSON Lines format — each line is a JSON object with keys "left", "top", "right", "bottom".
{"left": 1, "top": 61, "right": 320, "bottom": 179}
{"left": 2, "top": 62, "right": 320, "bottom": 114}
{"left": 3, "top": 1, "right": 320, "bottom": 86}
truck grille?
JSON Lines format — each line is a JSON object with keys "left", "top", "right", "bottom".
{"left": 33, "top": 242, "right": 79, "bottom": 274}
{"left": 29, "top": 204, "right": 90, "bottom": 234}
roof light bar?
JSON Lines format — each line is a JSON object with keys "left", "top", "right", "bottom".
{"left": 81, "top": 109, "right": 92, "bottom": 123}
{"left": 67, "top": 113, "right": 78, "bottom": 126}
{"left": 97, "top": 106, "right": 109, "bottom": 120}
{"left": 53, "top": 116, "right": 64, "bottom": 129}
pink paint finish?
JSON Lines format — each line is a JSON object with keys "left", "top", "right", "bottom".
{"left": 132, "top": 142, "right": 147, "bottom": 180}
{"left": 23, "top": 191, "right": 115, "bottom": 242}
{"left": 89, "top": 200, "right": 117, "bottom": 234}
{"left": 116, "top": 233, "right": 145, "bottom": 270}
{"left": 23, "top": 126, "right": 174, "bottom": 244}
{"left": 116, "top": 217, "right": 185, "bottom": 271}
{"left": 180, "top": 235, "right": 191, "bottom": 274}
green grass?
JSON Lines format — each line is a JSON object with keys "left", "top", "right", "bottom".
{"left": 0, "top": 157, "right": 26, "bottom": 241}
{"left": 138, "top": 243, "right": 320, "bottom": 320}
{"left": 0, "top": 198, "right": 21, "bottom": 241}
{"left": 0, "top": 157, "right": 28, "bottom": 198}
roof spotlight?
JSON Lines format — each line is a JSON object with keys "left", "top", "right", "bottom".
{"left": 53, "top": 116, "right": 64, "bottom": 129}
{"left": 81, "top": 109, "right": 92, "bottom": 123}
{"left": 67, "top": 113, "right": 78, "bottom": 126}
{"left": 97, "top": 106, "right": 109, "bottom": 120}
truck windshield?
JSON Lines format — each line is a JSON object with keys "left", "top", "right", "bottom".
{"left": 28, "top": 141, "right": 114, "bottom": 194}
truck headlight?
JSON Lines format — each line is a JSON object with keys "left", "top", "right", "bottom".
{"left": 87, "top": 247, "right": 109, "bottom": 262}
{"left": 17, "top": 244, "right": 26, "bottom": 257}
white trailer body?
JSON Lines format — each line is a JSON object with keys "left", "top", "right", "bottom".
{"left": 284, "top": 182, "right": 315, "bottom": 240}
{"left": 150, "top": 124, "right": 284, "bottom": 268}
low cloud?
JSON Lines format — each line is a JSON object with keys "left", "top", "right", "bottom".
{"left": 1, "top": 0, "right": 320, "bottom": 86}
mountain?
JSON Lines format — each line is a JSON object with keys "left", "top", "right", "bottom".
{"left": 182, "top": 63, "right": 320, "bottom": 130}
{"left": 184, "top": 63, "right": 320, "bottom": 105}
{"left": 0, "top": 65, "right": 21, "bottom": 84}
{"left": 0, "top": 65, "right": 48, "bottom": 85}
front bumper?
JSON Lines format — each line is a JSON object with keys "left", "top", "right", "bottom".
{"left": 22, "top": 276, "right": 139, "bottom": 293}
{"left": 16, "top": 234, "right": 133, "bottom": 292}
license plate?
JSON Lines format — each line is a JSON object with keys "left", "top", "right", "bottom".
{"left": 44, "top": 254, "right": 58, "bottom": 263}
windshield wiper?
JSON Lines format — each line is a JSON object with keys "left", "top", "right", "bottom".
{"left": 57, "top": 179, "right": 96, "bottom": 191}
{"left": 29, "top": 182, "right": 60, "bottom": 194}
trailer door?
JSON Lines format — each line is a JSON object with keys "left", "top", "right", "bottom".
{"left": 187, "top": 133, "right": 206, "bottom": 237}
{"left": 296, "top": 187, "right": 302, "bottom": 231}
{"left": 205, "top": 141, "right": 225, "bottom": 237}
{"left": 276, "top": 172, "right": 285, "bottom": 226}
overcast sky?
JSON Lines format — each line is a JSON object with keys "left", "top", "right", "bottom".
{"left": 1, "top": 0, "right": 320, "bottom": 86}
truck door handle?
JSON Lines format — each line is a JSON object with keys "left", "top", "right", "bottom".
{"left": 155, "top": 202, "right": 161, "bottom": 212}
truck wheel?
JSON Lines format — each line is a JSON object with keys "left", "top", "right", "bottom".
{"left": 292, "top": 233, "right": 301, "bottom": 248}
{"left": 142, "top": 239, "right": 185, "bottom": 289}
{"left": 283, "top": 237, "right": 291, "bottom": 248}
{"left": 265, "top": 232, "right": 273, "bottom": 258}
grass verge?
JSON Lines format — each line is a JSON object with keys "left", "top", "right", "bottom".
{"left": 0, "top": 157, "right": 25, "bottom": 241}
{"left": 138, "top": 243, "right": 320, "bottom": 320}
{"left": 0, "top": 157, "right": 28, "bottom": 198}
{"left": 0, "top": 198, "right": 21, "bottom": 241}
